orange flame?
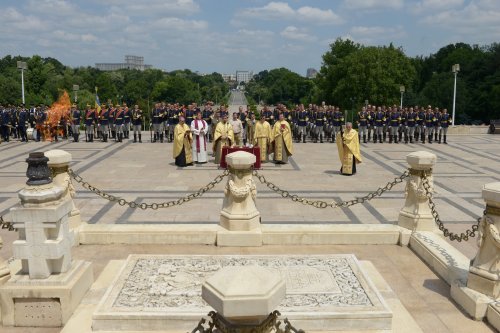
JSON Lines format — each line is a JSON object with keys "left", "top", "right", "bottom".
{"left": 41, "top": 91, "right": 71, "bottom": 141}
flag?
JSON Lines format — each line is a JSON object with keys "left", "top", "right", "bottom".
{"left": 95, "top": 87, "right": 101, "bottom": 114}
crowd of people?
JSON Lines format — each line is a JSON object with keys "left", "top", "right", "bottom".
{"left": 0, "top": 101, "right": 452, "bottom": 148}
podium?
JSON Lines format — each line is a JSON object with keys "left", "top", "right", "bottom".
{"left": 220, "top": 147, "right": 261, "bottom": 169}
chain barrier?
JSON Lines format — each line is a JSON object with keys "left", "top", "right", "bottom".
{"left": 0, "top": 215, "right": 16, "bottom": 231}
{"left": 252, "top": 169, "right": 410, "bottom": 209}
{"left": 421, "top": 173, "right": 481, "bottom": 242}
{"left": 68, "top": 168, "right": 229, "bottom": 210}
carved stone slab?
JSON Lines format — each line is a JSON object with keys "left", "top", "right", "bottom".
{"left": 93, "top": 254, "right": 392, "bottom": 331}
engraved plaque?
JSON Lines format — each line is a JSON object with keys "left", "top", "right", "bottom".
{"left": 14, "top": 298, "right": 62, "bottom": 327}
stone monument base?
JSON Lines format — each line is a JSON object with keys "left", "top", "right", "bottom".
{"left": 92, "top": 254, "right": 392, "bottom": 332}
{"left": 216, "top": 227, "right": 263, "bottom": 247}
{"left": 0, "top": 260, "right": 93, "bottom": 327}
{"left": 398, "top": 210, "right": 436, "bottom": 231}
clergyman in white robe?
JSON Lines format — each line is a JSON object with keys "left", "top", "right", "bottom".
{"left": 191, "top": 117, "right": 208, "bottom": 163}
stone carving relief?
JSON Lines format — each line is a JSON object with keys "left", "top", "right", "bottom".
{"left": 113, "top": 256, "right": 372, "bottom": 311}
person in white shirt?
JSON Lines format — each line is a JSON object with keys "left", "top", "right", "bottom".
{"left": 190, "top": 111, "right": 209, "bottom": 163}
{"left": 229, "top": 112, "right": 243, "bottom": 147}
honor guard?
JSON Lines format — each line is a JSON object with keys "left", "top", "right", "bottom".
{"left": 124, "top": 105, "right": 131, "bottom": 139}
{"left": 357, "top": 107, "right": 369, "bottom": 143}
{"left": 1, "top": 107, "right": 11, "bottom": 142}
{"left": 314, "top": 107, "right": 326, "bottom": 143}
{"left": 18, "top": 106, "right": 28, "bottom": 142}
{"left": 167, "top": 105, "right": 178, "bottom": 142}
{"left": 109, "top": 105, "right": 116, "bottom": 139}
{"left": 389, "top": 107, "right": 401, "bottom": 144}
{"left": 151, "top": 103, "right": 164, "bottom": 142}
{"left": 71, "top": 104, "right": 81, "bottom": 142}
{"left": 296, "top": 105, "right": 308, "bottom": 143}
{"left": 84, "top": 104, "right": 96, "bottom": 142}
{"left": 202, "top": 104, "right": 213, "bottom": 142}
{"left": 433, "top": 107, "right": 441, "bottom": 143}
{"left": 424, "top": 107, "right": 434, "bottom": 144}
{"left": 99, "top": 105, "right": 110, "bottom": 142}
{"left": 406, "top": 108, "right": 417, "bottom": 144}
{"left": 416, "top": 107, "right": 426, "bottom": 143}
{"left": 439, "top": 109, "right": 451, "bottom": 144}
{"left": 185, "top": 105, "right": 195, "bottom": 126}
{"left": 114, "top": 105, "right": 125, "bottom": 142}
{"left": 373, "top": 107, "right": 385, "bottom": 143}
{"left": 132, "top": 104, "right": 143, "bottom": 143}
{"left": 331, "top": 107, "right": 344, "bottom": 143}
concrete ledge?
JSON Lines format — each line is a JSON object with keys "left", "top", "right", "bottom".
{"left": 78, "top": 224, "right": 218, "bottom": 245}
{"left": 450, "top": 280, "right": 493, "bottom": 320}
{"left": 447, "top": 125, "right": 489, "bottom": 135}
{"left": 78, "top": 223, "right": 408, "bottom": 245}
{"left": 487, "top": 303, "right": 500, "bottom": 332}
{"left": 262, "top": 224, "right": 403, "bottom": 245}
{"left": 409, "top": 231, "right": 470, "bottom": 285}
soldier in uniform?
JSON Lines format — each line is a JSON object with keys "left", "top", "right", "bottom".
{"left": 433, "top": 107, "right": 441, "bottom": 143}
{"left": 424, "top": 107, "right": 434, "bottom": 144}
{"left": 373, "top": 107, "right": 385, "bottom": 143}
{"left": 99, "top": 105, "right": 110, "bottom": 142}
{"left": 406, "top": 107, "right": 417, "bottom": 144}
{"left": 132, "top": 104, "right": 143, "bottom": 143}
{"left": 152, "top": 103, "right": 164, "bottom": 142}
{"left": 18, "top": 106, "right": 28, "bottom": 142}
{"left": 314, "top": 107, "right": 326, "bottom": 143}
{"left": 332, "top": 107, "right": 344, "bottom": 143}
{"left": 439, "top": 109, "right": 452, "bottom": 144}
{"left": 114, "top": 105, "right": 125, "bottom": 142}
{"left": 296, "top": 104, "right": 308, "bottom": 143}
{"left": 84, "top": 104, "right": 96, "bottom": 142}
{"left": 202, "top": 104, "right": 213, "bottom": 142}
{"left": 185, "top": 104, "right": 195, "bottom": 127}
{"left": 109, "top": 105, "right": 116, "bottom": 140}
{"left": 417, "top": 107, "right": 426, "bottom": 143}
{"left": 389, "top": 107, "right": 400, "bottom": 144}
{"left": 124, "top": 105, "right": 131, "bottom": 139}
{"left": 357, "top": 107, "right": 368, "bottom": 144}
{"left": 70, "top": 104, "right": 81, "bottom": 142}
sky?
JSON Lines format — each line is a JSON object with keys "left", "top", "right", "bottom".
{"left": 0, "top": 0, "right": 499, "bottom": 76}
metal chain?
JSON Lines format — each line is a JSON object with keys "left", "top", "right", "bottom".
{"left": 421, "top": 173, "right": 481, "bottom": 242}
{"left": 252, "top": 169, "right": 410, "bottom": 209}
{"left": 68, "top": 168, "right": 229, "bottom": 210}
{"left": 0, "top": 215, "right": 16, "bottom": 231}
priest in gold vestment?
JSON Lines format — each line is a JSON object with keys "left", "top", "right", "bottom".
{"left": 336, "top": 122, "right": 362, "bottom": 175}
{"left": 253, "top": 117, "right": 272, "bottom": 163}
{"left": 213, "top": 114, "right": 235, "bottom": 164}
{"left": 272, "top": 113, "right": 293, "bottom": 164}
{"left": 173, "top": 116, "right": 193, "bottom": 167}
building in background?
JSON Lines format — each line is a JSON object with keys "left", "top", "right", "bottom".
{"left": 306, "top": 68, "right": 318, "bottom": 78}
{"left": 222, "top": 73, "right": 236, "bottom": 82}
{"left": 96, "top": 55, "right": 152, "bottom": 71}
{"left": 236, "top": 70, "right": 253, "bottom": 84}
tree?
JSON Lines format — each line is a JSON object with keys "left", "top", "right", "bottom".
{"left": 316, "top": 42, "right": 416, "bottom": 109}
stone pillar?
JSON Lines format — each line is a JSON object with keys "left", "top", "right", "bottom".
{"left": 0, "top": 237, "right": 9, "bottom": 285}
{"left": 398, "top": 151, "right": 437, "bottom": 232}
{"left": 202, "top": 266, "right": 286, "bottom": 327}
{"left": 217, "top": 151, "right": 262, "bottom": 246}
{"left": 45, "top": 149, "right": 82, "bottom": 245}
{"left": 467, "top": 182, "right": 500, "bottom": 299}
{"left": 0, "top": 152, "right": 93, "bottom": 327}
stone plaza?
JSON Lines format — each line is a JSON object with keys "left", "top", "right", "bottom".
{"left": 0, "top": 108, "right": 499, "bottom": 332}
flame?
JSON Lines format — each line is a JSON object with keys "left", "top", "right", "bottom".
{"left": 43, "top": 91, "right": 71, "bottom": 141}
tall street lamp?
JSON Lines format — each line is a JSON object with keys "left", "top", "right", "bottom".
{"left": 17, "top": 61, "right": 28, "bottom": 104}
{"left": 399, "top": 85, "right": 405, "bottom": 108}
{"left": 452, "top": 64, "right": 460, "bottom": 126}
{"left": 73, "top": 85, "right": 79, "bottom": 103}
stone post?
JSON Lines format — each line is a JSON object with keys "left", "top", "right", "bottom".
{"left": 0, "top": 152, "right": 93, "bottom": 327}
{"left": 398, "top": 151, "right": 437, "bottom": 232}
{"left": 45, "top": 149, "right": 82, "bottom": 245}
{"left": 202, "top": 266, "right": 286, "bottom": 328}
{"left": 0, "top": 237, "right": 10, "bottom": 284}
{"left": 467, "top": 182, "right": 500, "bottom": 299}
{"left": 217, "top": 151, "right": 262, "bottom": 246}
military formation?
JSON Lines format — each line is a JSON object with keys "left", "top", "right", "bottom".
{"left": 1, "top": 102, "right": 452, "bottom": 145}
{"left": 268, "top": 103, "right": 453, "bottom": 145}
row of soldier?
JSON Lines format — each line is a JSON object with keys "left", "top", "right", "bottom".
{"left": 1, "top": 102, "right": 452, "bottom": 145}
